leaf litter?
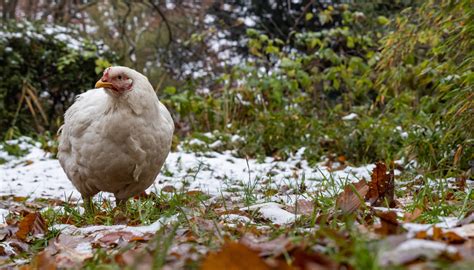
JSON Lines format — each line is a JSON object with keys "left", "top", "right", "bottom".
{"left": 0, "top": 140, "right": 473, "bottom": 269}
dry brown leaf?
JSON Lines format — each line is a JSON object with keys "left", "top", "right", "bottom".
{"left": 290, "top": 247, "right": 340, "bottom": 270}
{"left": 415, "top": 231, "right": 428, "bottom": 239}
{"left": 201, "top": 242, "right": 271, "bottom": 270}
{"left": 453, "top": 144, "right": 463, "bottom": 166}
{"left": 441, "top": 231, "right": 466, "bottom": 244}
{"left": 186, "top": 190, "right": 205, "bottom": 197}
{"left": 285, "top": 199, "right": 315, "bottom": 216}
{"left": 337, "top": 155, "right": 346, "bottom": 163}
{"left": 415, "top": 227, "right": 466, "bottom": 244}
{"left": 15, "top": 212, "right": 47, "bottom": 241}
{"left": 239, "top": 234, "right": 293, "bottom": 257}
{"left": 366, "top": 162, "right": 395, "bottom": 207}
{"left": 374, "top": 211, "right": 402, "bottom": 235}
{"left": 403, "top": 208, "right": 423, "bottom": 222}
{"left": 432, "top": 226, "right": 442, "bottom": 241}
{"left": 192, "top": 217, "right": 222, "bottom": 233}
{"left": 27, "top": 250, "right": 57, "bottom": 270}
{"left": 162, "top": 185, "right": 177, "bottom": 193}
{"left": 115, "top": 248, "right": 153, "bottom": 270}
{"left": 336, "top": 179, "right": 369, "bottom": 214}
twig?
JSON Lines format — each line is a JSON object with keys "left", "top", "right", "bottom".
{"left": 148, "top": 0, "right": 173, "bottom": 47}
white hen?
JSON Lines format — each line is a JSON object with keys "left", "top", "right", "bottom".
{"left": 58, "top": 66, "right": 174, "bottom": 209}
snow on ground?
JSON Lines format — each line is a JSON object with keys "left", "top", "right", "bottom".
{"left": 0, "top": 138, "right": 376, "bottom": 200}
{"left": 0, "top": 137, "right": 381, "bottom": 224}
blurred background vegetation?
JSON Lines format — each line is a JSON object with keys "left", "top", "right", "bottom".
{"left": 0, "top": 0, "right": 472, "bottom": 176}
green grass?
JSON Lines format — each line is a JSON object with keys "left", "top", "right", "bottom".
{"left": 1, "top": 137, "right": 472, "bottom": 269}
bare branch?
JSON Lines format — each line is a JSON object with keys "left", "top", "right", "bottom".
{"left": 148, "top": 0, "right": 173, "bottom": 47}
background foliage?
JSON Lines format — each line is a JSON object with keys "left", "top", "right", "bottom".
{"left": 0, "top": 21, "right": 116, "bottom": 137}
{"left": 0, "top": 0, "right": 471, "bottom": 175}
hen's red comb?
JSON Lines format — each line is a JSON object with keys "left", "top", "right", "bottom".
{"left": 102, "top": 67, "right": 111, "bottom": 81}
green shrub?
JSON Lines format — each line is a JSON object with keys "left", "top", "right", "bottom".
{"left": 376, "top": 0, "right": 473, "bottom": 172}
{"left": 0, "top": 21, "right": 116, "bottom": 137}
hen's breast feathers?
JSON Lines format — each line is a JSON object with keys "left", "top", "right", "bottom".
{"left": 58, "top": 88, "right": 174, "bottom": 197}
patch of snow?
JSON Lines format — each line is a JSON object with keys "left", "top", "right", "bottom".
{"left": 241, "top": 16, "right": 256, "bottom": 27}
{"left": 75, "top": 242, "right": 93, "bottom": 255}
{"left": 0, "top": 208, "right": 9, "bottom": 224}
{"left": 52, "top": 215, "right": 177, "bottom": 238}
{"left": 221, "top": 214, "right": 251, "bottom": 223}
{"left": 231, "top": 135, "right": 243, "bottom": 143}
{"left": 204, "top": 15, "right": 215, "bottom": 24}
{"left": 436, "top": 216, "right": 459, "bottom": 229}
{"left": 187, "top": 139, "right": 206, "bottom": 146}
{"left": 222, "top": 4, "right": 232, "bottom": 11}
{"left": 449, "top": 223, "right": 474, "bottom": 238}
{"left": 379, "top": 239, "right": 458, "bottom": 266}
{"left": 241, "top": 202, "right": 298, "bottom": 225}
{"left": 209, "top": 140, "right": 223, "bottom": 149}
{"left": 258, "top": 205, "right": 297, "bottom": 225}
{"left": 0, "top": 137, "right": 401, "bottom": 226}
{"left": 403, "top": 223, "right": 432, "bottom": 234}
{"left": 342, "top": 113, "right": 358, "bottom": 121}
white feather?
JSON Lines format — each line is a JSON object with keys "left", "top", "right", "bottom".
{"left": 58, "top": 67, "right": 174, "bottom": 200}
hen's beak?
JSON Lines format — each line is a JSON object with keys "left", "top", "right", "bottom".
{"left": 95, "top": 80, "right": 114, "bottom": 89}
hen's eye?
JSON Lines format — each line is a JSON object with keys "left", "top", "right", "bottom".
{"left": 118, "top": 75, "right": 122, "bottom": 80}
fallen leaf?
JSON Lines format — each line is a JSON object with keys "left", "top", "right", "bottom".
{"left": 415, "top": 231, "right": 428, "bottom": 239}
{"left": 403, "top": 208, "right": 423, "bottom": 222}
{"left": 379, "top": 239, "right": 461, "bottom": 266}
{"left": 291, "top": 247, "right": 340, "bottom": 270}
{"left": 337, "top": 155, "right": 346, "bottom": 163}
{"left": 186, "top": 190, "right": 205, "bottom": 197}
{"left": 201, "top": 242, "right": 271, "bottom": 270}
{"left": 336, "top": 179, "right": 369, "bottom": 214}
{"left": 366, "top": 162, "right": 395, "bottom": 207}
{"left": 374, "top": 211, "right": 402, "bottom": 235}
{"left": 453, "top": 144, "right": 463, "bottom": 166}
{"left": 239, "top": 234, "right": 293, "bottom": 257}
{"left": 415, "top": 226, "right": 466, "bottom": 244}
{"left": 15, "top": 212, "right": 47, "bottom": 241}
{"left": 285, "top": 199, "right": 315, "bottom": 216}
{"left": 114, "top": 247, "right": 153, "bottom": 270}
{"left": 28, "top": 250, "right": 57, "bottom": 270}
{"left": 162, "top": 185, "right": 177, "bottom": 193}
{"left": 432, "top": 226, "right": 442, "bottom": 241}
{"left": 191, "top": 217, "right": 222, "bottom": 233}
{"left": 441, "top": 231, "right": 466, "bottom": 244}
{"left": 12, "top": 196, "right": 27, "bottom": 202}
{"left": 113, "top": 211, "right": 130, "bottom": 225}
